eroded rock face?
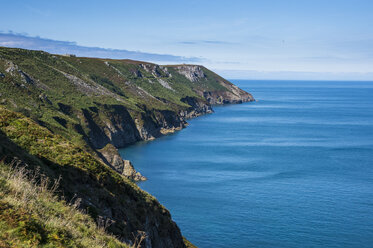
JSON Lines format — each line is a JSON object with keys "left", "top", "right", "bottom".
{"left": 79, "top": 90, "right": 248, "bottom": 182}
{"left": 80, "top": 105, "right": 141, "bottom": 149}
{"left": 139, "top": 64, "right": 171, "bottom": 78}
{"left": 5, "top": 61, "right": 18, "bottom": 74}
{"left": 4, "top": 60, "right": 35, "bottom": 85}
{"left": 59, "top": 70, "right": 124, "bottom": 102}
{"left": 157, "top": 78, "right": 174, "bottom": 91}
{"left": 202, "top": 88, "right": 254, "bottom": 104}
{"left": 79, "top": 104, "right": 195, "bottom": 181}
{"left": 98, "top": 144, "right": 146, "bottom": 181}
{"left": 123, "top": 160, "right": 146, "bottom": 181}
{"left": 180, "top": 96, "right": 213, "bottom": 119}
{"left": 174, "top": 65, "right": 254, "bottom": 104}
{"left": 175, "top": 65, "right": 206, "bottom": 82}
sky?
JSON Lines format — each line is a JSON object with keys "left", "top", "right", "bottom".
{"left": 0, "top": 0, "right": 373, "bottom": 80}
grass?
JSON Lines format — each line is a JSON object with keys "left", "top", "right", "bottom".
{"left": 0, "top": 161, "right": 128, "bottom": 248}
{"left": 0, "top": 46, "right": 245, "bottom": 153}
{"left": 0, "top": 46, "right": 243, "bottom": 247}
{"left": 0, "top": 107, "right": 188, "bottom": 247}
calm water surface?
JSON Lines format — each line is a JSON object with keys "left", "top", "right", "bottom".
{"left": 120, "top": 80, "right": 373, "bottom": 248}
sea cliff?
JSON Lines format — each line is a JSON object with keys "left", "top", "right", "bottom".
{"left": 0, "top": 46, "right": 254, "bottom": 247}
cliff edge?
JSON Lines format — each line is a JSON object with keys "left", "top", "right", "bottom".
{"left": 0, "top": 46, "right": 254, "bottom": 247}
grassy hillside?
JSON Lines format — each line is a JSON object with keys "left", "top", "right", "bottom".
{"left": 0, "top": 46, "right": 254, "bottom": 247}
{"left": 0, "top": 161, "right": 129, "bottom": 248}
{"left": 0, "top": 107, "right": 187, "bottom": 247}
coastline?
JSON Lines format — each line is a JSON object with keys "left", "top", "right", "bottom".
{"left": 118, "top": 96, "right": 255, "bottom": 181}
{"left": 0, "top": 47, "right": 254, "bottom": 247}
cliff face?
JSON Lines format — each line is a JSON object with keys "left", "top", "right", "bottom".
{"left": 0, "top": 46, "right": 254, "bottom": 247}
{"left": 173, "top": 65, "right": 253, "bottom": 104}
{"left": 0, "top": 108, "right": 185, "bottom": 247}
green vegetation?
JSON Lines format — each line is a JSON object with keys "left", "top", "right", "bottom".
{"left": 0, "top": 108, "right": 122, "bottom": 185}
{"left": 0, "top": 107, "right": 187, "bottom": 247}
{"left": 0, "top": 162, "right": 128, "bottom": 248}
{"left": 0, "top": 46, "right": 252, "bottom": 247}
{"left": 0, "top": 46, "right": 243, "bottom": 151}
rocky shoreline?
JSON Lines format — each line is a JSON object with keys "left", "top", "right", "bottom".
{"left": 94, "top": 92, "right": 254, "bottom": 181}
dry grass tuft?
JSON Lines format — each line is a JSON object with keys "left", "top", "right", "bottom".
{"left": 0, "top": 159, "right": 128, "bottom": 247}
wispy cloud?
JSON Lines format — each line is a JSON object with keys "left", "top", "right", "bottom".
{"left": 0, "top": 32, "right": 202, "bottom": 63}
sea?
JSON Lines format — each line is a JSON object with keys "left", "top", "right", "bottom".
{"left": 119, "top": 80, "right": 373, "bottom": 248}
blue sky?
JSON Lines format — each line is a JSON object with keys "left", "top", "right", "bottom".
{"left": 1, "top": 0, "right": 373, "bottom": 80}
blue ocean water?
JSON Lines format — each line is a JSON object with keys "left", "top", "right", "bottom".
{"left": 119, "top": 80, "right": 373, "bottom": 248}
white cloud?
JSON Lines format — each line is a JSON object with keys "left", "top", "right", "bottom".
{"left": 0, "top": 32, "right": 202, "bottom": 63}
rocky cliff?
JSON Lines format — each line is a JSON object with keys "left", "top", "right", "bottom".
{"left": 0, "top": 46, "right": 254, "bottom": 247}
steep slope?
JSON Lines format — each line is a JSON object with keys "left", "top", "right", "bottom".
{"left": 0, "top": 47, "right": 254, "bottom": 181}
{"left": 0, "top": 46, "right": 254, "bottom": 247}
{"left": 0, "top": 160, "right": 129, "bottom": 248}
{"left": 0, "top": 108, "right": 186, "bottom": 247}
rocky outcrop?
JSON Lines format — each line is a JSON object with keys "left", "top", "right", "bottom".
{"left": 173, "top": 65, "right": 254, "bottom": 104}
{"left": 4, "top": 60, "right": 35, "bottom": 85}
{"left": 98, "top": 143, "right": 146, "bottom": 181}
{"left": 80, "top": 105, "right": 141, "bottom": 149}
{"left": 175, "top": 65, "right": 206, "bottom": 82}
{"left": 202, "top": 87, "right": 254, "bottom": 104}
{"left": 59, "top": 70, "right": 124, "bottom": 102}
{"left": 157, "top": 78, "right": 174, "bottom": 91}
{"left": 75, "top": 96, "right": 217, "bottom": 181}
{"left": 122, "top": 159, "right": 146, "bottom": 181}
{"left": 180, "top": 96, "right": 213, "bottom": 119}
{"left": 139, "top": 63, "right": 171, "bottom": 78}
{"left": 78, "top": 104, "right": 190, "bottom": 180}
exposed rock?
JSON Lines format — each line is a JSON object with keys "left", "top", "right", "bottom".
{"left": 98, "top": 143, "right": 146, "bottom": 181}
{"left": 180, "top": 96, "right": 213, "bottom": 119}
{"left": 123, "top": 160, "right": 146, "bottom": 181}
{"left": 62, "top": 54, "right": 76, "bottom": 57}
{"left": 175, "top": 65, "right": 206, "bottom": 82}
{"left": 157, "top": 79, "right": 174, "bottom": 91}
{"left": 5, "top": 61, "right": 18, "bottom": 74}
{"left": 193, "top": 78, "right": 255, "bottom": 105}
{"left": 202, "top": 90, "right": 252, "bottom": 104}
{"left": 80, "top": 96, "right": 217, "bottom": 181}
{"left": 159, "top": 66, "right": 171, "bottom": 77}
{"left": 134, "top": 109, "right": 187, "bottom": 142}
{"left": 174, "top": 65, "right": 254, "bottom": 104}
{"left": 80, "top": 105, "right": 141, "bottom": 149}
{"left": 58, "top": 70, "right": 124, "bottom": 102}
{"left": 140, "top": 63, "right": 171, "bottom": 79}
{"left": 18, "top": 70, "right": 34, "bottom": 85}
{"left": 5, "top": 61, "right": 34, "bottom": 85}
{"left": 134, "top": 85, "right": 160, "bottom": 101}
